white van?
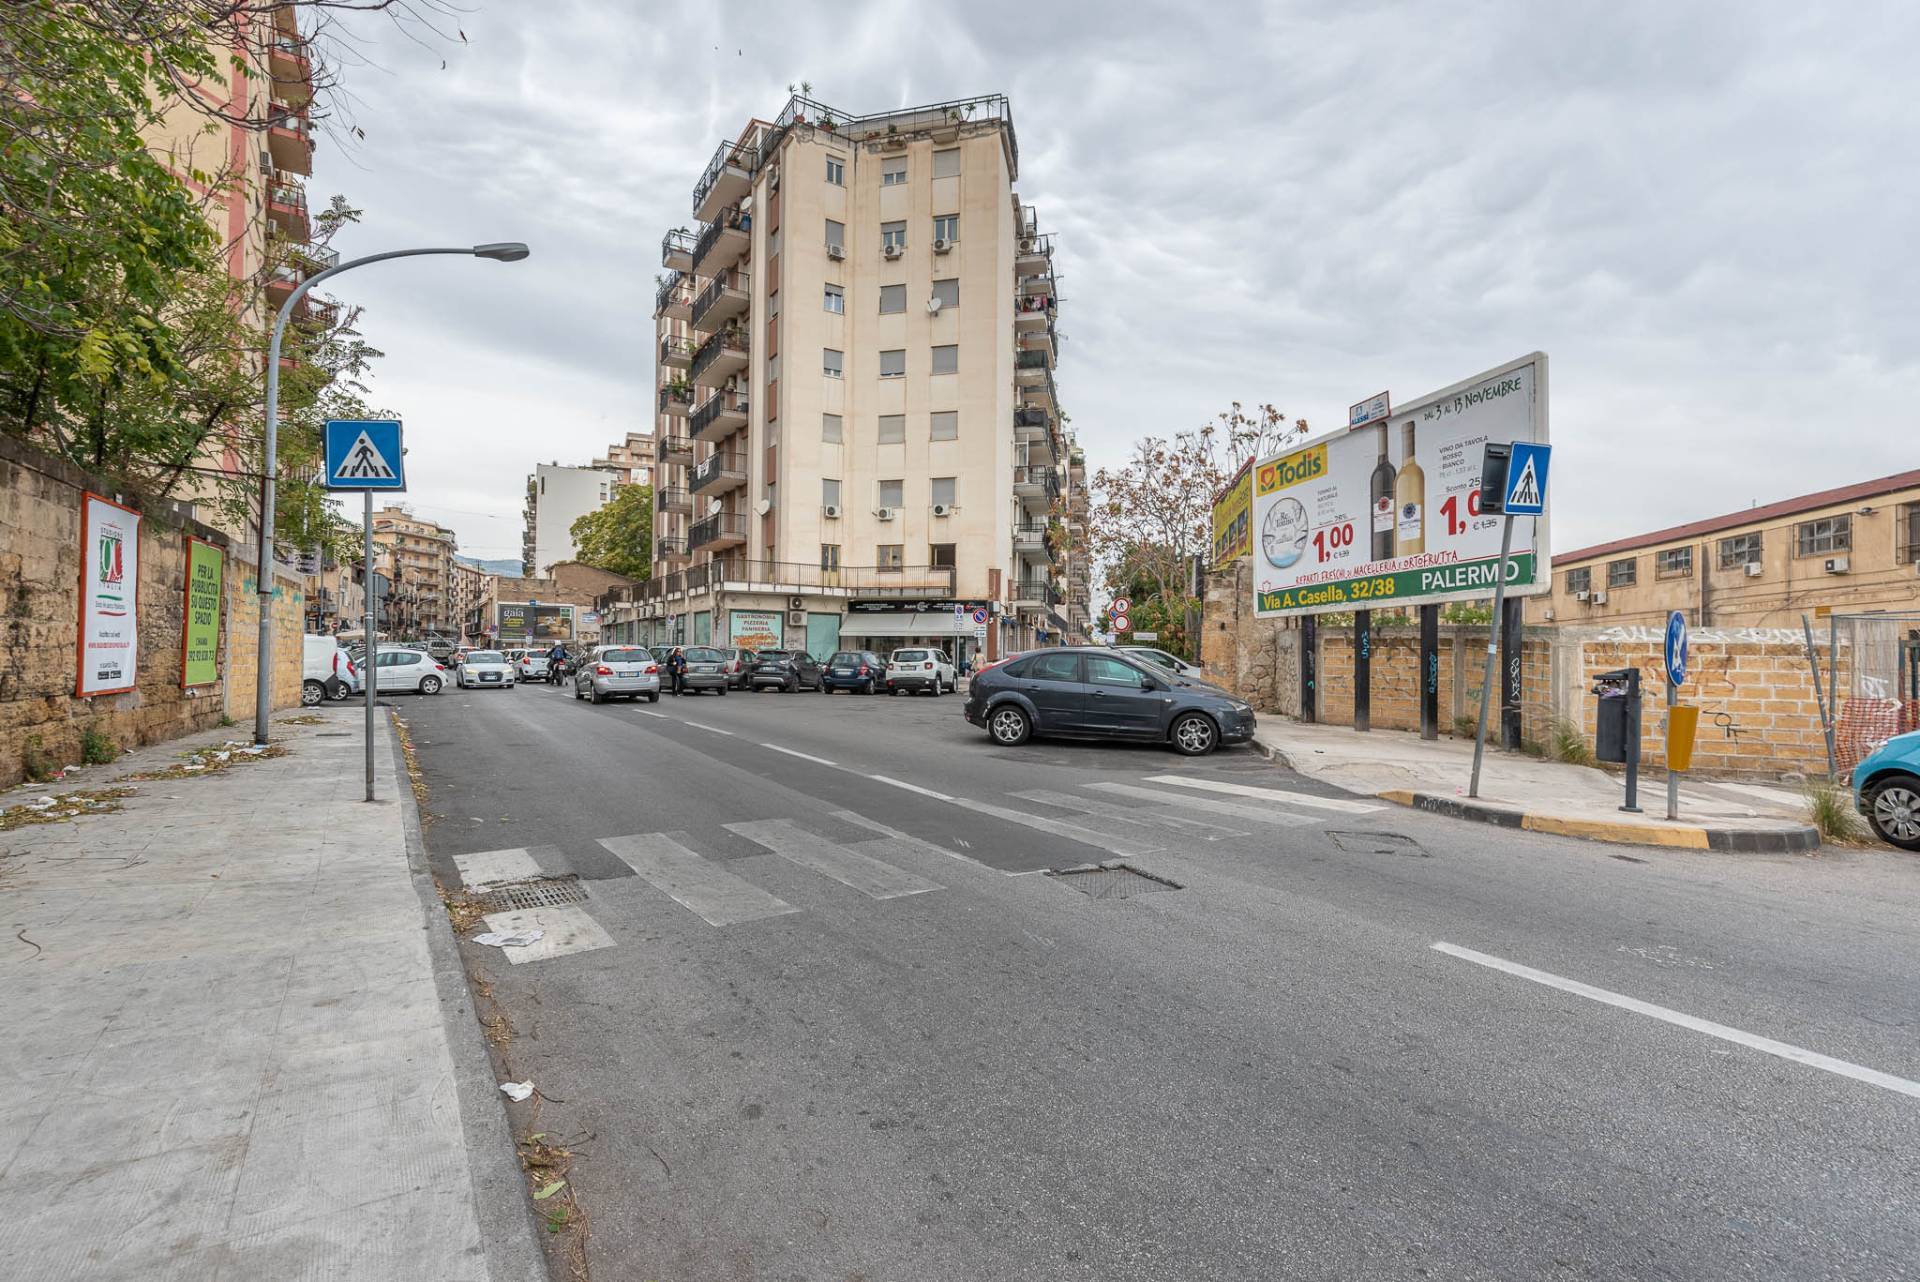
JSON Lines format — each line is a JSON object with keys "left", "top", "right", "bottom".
{"left": 301, "top": 635, "right": 357, "bottom": 706}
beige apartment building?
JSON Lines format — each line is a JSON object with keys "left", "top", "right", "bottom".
{"left": 1527, "top": 468, "right": 1920, "bottom": 629}
{"left": 372, "top": 506, "right": 459, "bottom": 638}
{"left": 617, "top": 93, "right": 1067, "bottom": 665}
{"left": 594, "top": 432, "right": 656, "bottom": 488}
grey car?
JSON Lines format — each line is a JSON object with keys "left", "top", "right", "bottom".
{"left": 573, "top": 646, "right": 662, "bottom": 703}
{"left": 675, "top": 645, "right": 731, "bottom": 695}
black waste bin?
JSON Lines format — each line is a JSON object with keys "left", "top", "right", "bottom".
{"left": 1595, "top": 690, "right": 1629, "bottom": 763}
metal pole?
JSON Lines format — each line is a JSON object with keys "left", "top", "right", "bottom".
{"left": 1468, "top": 515, "right": 1516, "bottom": 799}
{"left": 1499, "top": 596, "right": 1523, "bottom": 750}
{"left": 1664, "top": 678, "right": 1678, "bottom": 821}
{"left": 1353, "top": 608, "right": 1371, "bottom": 732}
{"left": 1419, "top": 603, "right": 1440, "bottom": 740}
{"left": 364, "top": 491, "right": 377, "bottom": 802}
{"left": 1804, "top": 615, "right": 1838, "bottom": 778}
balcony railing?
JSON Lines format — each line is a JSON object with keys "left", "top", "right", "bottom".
{"left": 691, "top": 268, "right": 750, "bottom": 330}
{"left": 630, "top": 560, "right": 957, "bottom": 603}
{"left": 1014, "top": 406, "right": 1050, "bottom": 431}
{"left": 1016, "top": 348, "right": 1050, "bottom": 372}
{"left": 656, "top": 537, "right": 689, "bottom": 559}
{"left": 689, "top": 450, "right": 748, "bottom": 495}
{"left": 690, "top": 388, "right": 749, "bottom": 440}
{"left": 692, "top": 137, "right": 757, "bottom": 217}
{"left": 655, "top": 269, "right": 692, "bottom": 316}
{"left": 1013, "top": 465, "right": 1060, "bottom": 500}
{"left": 1013, "top": 579, "right": 1062, "bottom": 606}
{"left": 661, "top": 226, "right": 696, "bottom": 269}
{"left": 658, "top": 383, "right": 694, "bottom": 414}
{"left": 267, "top": 180, "right": 306, "bottom": 212}
{"left": 689, "top": 326, "right": 750, "bottom": 384}
{"left": 656, "top": 486, "right": 692, "bottom": 512}
{"left": 659, "top": 334, "right": 695, "bottom": 366}
{"left": 691, "top": 206, "right": 751, "bottom": 273}
{"left": 688, "top": 511, "right": 749, "bottom": 551}
{"left": 655, "top": 434, "right": 693, "bottom": 464}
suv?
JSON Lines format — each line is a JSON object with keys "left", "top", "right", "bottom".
{"left": 574, "top": 645, "right": 661, "bottom": 704}
{"left": 747, "top": 650, "right": 824, "bottom": 692}
{"left": 822, "top": 650, "right": 887, "bottom": 695}
{"left": 885, "top": 648, "right": 956, "bottom": 696}
{"left": 720, "top": 647, "right": 758, "bottom": 689}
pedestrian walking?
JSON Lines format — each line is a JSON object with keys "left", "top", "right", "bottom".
{"left": 667, "top": 646, "right": 687, "bottom": 696}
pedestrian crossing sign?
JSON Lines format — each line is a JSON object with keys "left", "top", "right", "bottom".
{"left": 1502, "top": 441, "right": 1549, "bottom": 516}
{"left": 324, "top": 419, "right": 406, "bottom": 490}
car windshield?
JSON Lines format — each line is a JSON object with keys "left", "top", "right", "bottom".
{"left": 757, "top": 651, "right": 790, "bottom": 661}
{"left": 830, "top": 652, "right": 862, "bottom": 665}
{"left": 685, "top": 648, "right": 724, "bottom": 662}
{"left": 466, "top": 651, "right": 503, "bottom": 664}
{"left": 601, "top": 649, "right": 649, "bottom": 662}
{"left": 893, "top": 650, "right": 930, "bottom": 663}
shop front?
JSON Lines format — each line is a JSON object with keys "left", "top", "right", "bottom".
{"left": 838, "top": 600, "right": 993, "bottom": 668}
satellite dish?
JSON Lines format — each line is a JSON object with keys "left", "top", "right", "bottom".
{"left": 754, "top": 498, "right": 772, "bottom": 516}
{"left": 739, "top": 194, "right": 754, "bottom": 212}
{"left": 707, "top": 497, "right": 723, "bottom": 516}
{"left": 927, "top": 297, "right": 942, "bottom": 314}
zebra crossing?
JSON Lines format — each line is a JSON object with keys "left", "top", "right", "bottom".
{"left": 455, "top": 774, "right": 1382, "bottom": 962}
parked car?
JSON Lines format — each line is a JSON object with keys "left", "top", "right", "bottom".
{"left": 302, "top": 634, "right": 358, "bottom": 706}
{"left": 573, "top": 645, "right": 661, "bottom": 704}
{"left": 719, "top": 647, "right": 758, "bottom": 689}
{"left": 648, "top": 645, "right": 676, "bottom": 665}
{"left": 373, "top": 647, "right": 448, "bottom": 696}
{"left": 1853, "top": 730, "right": 1920, "bottom": 851}
{"left": 821, "top": 650, "right": 887, "bottom": 695}
{"left": 963, "top": 646, "right": 1255, "bottom": 755}
{"left": 1114, "top": 645, "right": 1205, "bottom": 679}
{"left": 747, "top": 649, "right": 823, "bottom": 692}
{"left": 515, "top": 652, "right": 550, "bottom": 681}
{"left": 456, "top": 649, "right": 514, "bottom": 690}
{"left": 676, "top": 645, "right": 732, "bottom": 694}
{"left": 886, "top": 648, "right": 956, "bottom": 696}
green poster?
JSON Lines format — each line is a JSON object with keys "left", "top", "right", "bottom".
{"left": 182, "top": 537, "right": 223, "bottom": 687}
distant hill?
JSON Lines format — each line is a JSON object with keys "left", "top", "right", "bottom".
{"left": 456, "top": 556, "right": 522, "bottom": 577}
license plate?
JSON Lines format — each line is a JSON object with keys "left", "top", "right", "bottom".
{"left": 481, "top": 675, "right": 499, "bottom": 682}
{"left": 616, "top": 669, "right": 638, "bottom": 677}
{"left": 832, "top": 669, "right": 850, "bottom": 676}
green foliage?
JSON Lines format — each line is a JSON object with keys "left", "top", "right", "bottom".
{"left": 568, "top": 484, "right": 653, "bottom": 579}
{"left": 1803, "top": 784, "right": 1864, "bottom": 845}
{"left": 1549, "top": 716, "right": 1595, "bottom": 766}
{"left": 80, "top": 727, "right": 119, "bottom": 765}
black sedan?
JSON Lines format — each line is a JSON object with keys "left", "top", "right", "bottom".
{"left": 746, "top": 649, "right": 823, "bottom": 692}
{"left": 962, "top": 646, "right": 1255, "bottom": 755}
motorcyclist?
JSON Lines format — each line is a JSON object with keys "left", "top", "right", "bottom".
{"left": 546, "top": 640, "right": 570, "bottom": 685}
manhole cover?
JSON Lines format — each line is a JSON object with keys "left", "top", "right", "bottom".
{"left": 477, "top": 875, "right": 588, "bottom": 912}
{"left": 1046, "top": 862, "right": 1182, "bottom": 898}
{"left": 1328, "top": 830, "right": 1426, "bottom": 857}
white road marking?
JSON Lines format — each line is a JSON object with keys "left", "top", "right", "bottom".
{"left": 684, "top": 721, "right": 735, "bottom": 736}
{"left": 762, "top": 743, "right": 837, "bottom": 767}
{"left": 833, "top": 809, "right": 981, "bottom": 866}
{"left": 1013, "top": 788, "right": 1248, "bottom": 839}
{"left": 1431, "top": 941, "right": 1920, "bottom": 1101}
{"left": 479, "top": 904, "right": 616, "bottom": 964}
{"left": 943, "top": 795, "right": 1163, "bottom": 857}
{"left": 599, "top": 832, "right": 800, "bottom": 927}
{"left": 637, "top": 709, "right": 671, "bottom": 719}
{"left": 1143, "top": 774, "right": 1384, "bottom": 814}
{"left": 1086, "top": 782, "right": 1321, "bottom": 828}
{"left": 454, "top": 848, "right": 544, "bottom": 890}
{"left": 869, "top": 775, "right": 954, "bottom": 801}
{"left": 727, "top": 819, "right": 942, "bottom": 899}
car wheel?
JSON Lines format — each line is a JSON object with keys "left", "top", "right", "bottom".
{"left": 301, "top": 680, "right": 325, "bottom": 707}
{"left": 648, "top": 692, "right": 660, "bottom": 703}
{"left": 1866, "top": 775, "right": 1920, "bottom": 851}
{"left": 888, "top": 685, "right": 898, "bottom": 697}
{"left": 419, "top": 675, "right": 442, "bottom": 696}
{"left": 587, "top": 686, "right": 601, "bottom": 704}
{"left": 1170, "top": 712, "right": 1218, "bottom": 756}
{"left": 785, "top": 677, "right": 798, "bottom": 694}
{"left": 330, "top": 682, "right": 353, "bottom": 701}
{"left": 989, "top": 705, "right": 1031, "bottom": 746}
{"left": 573, "top": 683, "right": 584, "bottom": 700}
{"left": 717, "top": 684, "right": 727, "bottom": 696}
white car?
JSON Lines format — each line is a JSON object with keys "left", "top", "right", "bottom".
{"left": 456, "top": 649, "right": 515, "bottom": 690}
{"left": 373, "top": 647, "right": 448, "bottom": 695}
{"left": 885, "top": 647, "right": 957, "bottom": 696}
{"left": 301, "top": 634, "right": 358, "bottom": 705}
{"left": 1114, "top": 645, "right": 1203, "bottom": 679}
{"left": 516, "top": 653, "right": 551, "bottom": 681}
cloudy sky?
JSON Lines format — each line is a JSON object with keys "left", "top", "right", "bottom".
{"left": 313, "top": 0, "right": 1920, "bottom": 561}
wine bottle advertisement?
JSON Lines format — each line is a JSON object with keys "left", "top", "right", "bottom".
{"left": 1252, "top": 353, "right": 1549, "bottom": 617}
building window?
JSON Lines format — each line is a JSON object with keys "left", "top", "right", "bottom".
{"left": 822, "top": 478, "right": 841, "bottom": 509}
{"left": 881, "top": 220, "right": 906, "bottom": 251}
{"left": 931, "top": 476, "right": 956, "bottom": 508}
{"left": 1794, "top": 515, "right": 1851, "bottom": 557}
{"left": 820, "top": 543, "right": 840, "bottom": 571}
{"left": 878, "top": 283, "right": 906, "bottom": 314}
{"left": 822, "top": 413, "right": 842, "bottom": 444}
{"left": 931, "top": 344, "right": 958, "bottom": 375}
{"left": 1900, "top": 503, "right": 1920, "bottom": 564}
{"left": 881, "top": 157, "right": 907, "bottom": 186}
{"left": 930, "top": 542, "right": 955, "bottom": 569}
{"left": 930, "top": 410, "right": 958, "bottom": 441}
{"left": 877, "top": 543, "right": 904, "bottom": 570}
{"left": 932, "top": 214, "right": 958, "bottom": 243}
{"left": 823, "top": 283, "right": 844, "bottom": 313}
{"left": 879, "top": 349, "right": 905, "bottom": 378}
{"left": 932, "top": 147, "right": 960, "bottom": 178}
{"left": 1565, "top": 566, "right": 1591, "bottom": 595}
{"left": 823, "top": 348, "right": 842, "bottom": 378}
{"left": 931, "top": 278, "right": 959, "bottom": 309}
{"left": 1655, "top": 547, "right": 1693, "bottom": 578}
{"left": 766, "top": 353, "right": 781, "bottom": 384}
{"left": 825, "top": 155, "right": 845, "bottom": 185}
{"left": 824, "top": 219, "right": 844, "bottom": 251}
{"left": 1719, "top": 532, "right": 1763, "bottom": 568}
{"left": 877, "top": 479, "right": 903, "bottom": 510}
{"left": 878, "top": 414, "right": 905, "bottom": 444}
{"left": 1608, "top": 558, "right": 1638, "bottom": 588}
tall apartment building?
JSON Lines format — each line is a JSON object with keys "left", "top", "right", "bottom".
{"left": 1063, "top": 445, "right": 1093, "bottom": 641}
{"left": 523, "top": 462, "right": 622, "bottom": 576}
{"left": 372, "top": 506, "right": 459, "bottom": 637}
{"left": 450, "top": 561, "right": 489, "bottom": 642}
{"left": 593, "top": 432, "right": 657, "bottom": 488}
{"left": 617, "top": 93, "right": 1067, "bottom": 665}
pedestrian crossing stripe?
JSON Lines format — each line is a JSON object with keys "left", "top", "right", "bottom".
{"left": 336, "top": 429, "right": 397, "bottom": 480}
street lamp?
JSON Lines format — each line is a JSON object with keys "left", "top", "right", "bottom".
{"left": 252, "top": 241, "right": 529, "bottom": 744}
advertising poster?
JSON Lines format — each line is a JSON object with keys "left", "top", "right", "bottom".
{"left": 1211, "top": 460, "right": 1253, "bottom": 567}
{"left": 730, "top": 609, "right": 782, "bottom": 651}
{"left": 1252, "top": 353, "right": 1549, "bottom": 617}
{"left": 77, "top": 492, "right": 142, "bottom": 696}
{"left": 180, "top": 536, "right": 223, "bottom": 687}
{"left": 494, "top": 602, "right": 576, "bottom": 643}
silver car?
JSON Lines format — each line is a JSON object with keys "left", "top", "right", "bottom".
{"left": 573, "top": 645, "right": 662, "bottom": 704}
{"left": 456, "top": 649, "right": 515, "bottom": 690}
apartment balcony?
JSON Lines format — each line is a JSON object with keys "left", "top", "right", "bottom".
{"left": 690, "top": 388, "right": 750, "bottom": 443}
{"left": 657, "top": 486, "right": 692, "bottom": 514}
{"left": 1013, "top": 464, "right": 1060, "bottom": 510}
{"left": 1010, "top": 578, "right": 1061, "bottom": 610}
{"left": 268, "top": 37, "right": 313, "bottom": 107}
{"left": 659, "top": 334, "right": 695, "bottom": 369}
{"left": 1018, "top": 270, "right": 1054, "bottom": 298}
{"left": 266, "top": 179, "right": 309, "bottom": 240}
{"left": 655, "top": 433, "right": 694, "bottom": 466}
{"left": 689, "top": 449, "right": 748, "bottom": 496}
{"left": 656, "top": 536, "right": 689, "bottom": 561}
{"left": 1015, "top": 346, "right": 1054, "bottom": 384}
{"left": 661, "top": 227, "right": 696, "bottom": 272}
{"left": 689, "top": 326, "right": 750, "bottom": 390}
{"left": 1015, "top": 232, "right": 1053, "bottom": 275}
{"left": 1014, "top": 293, "right": 1054, "bottom": 333}
{"left": 691, "top": 207, "right": 751, "bottom": 277}
{"left": 1013, "top": 405, "right": 1051, "bottom": 444}
{"left": 655, "top": 270, "right": 694, "bottom": 321}
{"left": 690, "top": 268, "right": 750, "bottom": 331}
{"left": 658, "top": 383, "right": 693, "bottom": 417}
{"left": 1011, "top": 523, "right": 1051, "bottom": 559}
{"left": 700, "top": 560, "right": 957, "bottom": 598}
{"left": 267, "top": 109, "right": 313, "bottom": 176}
{"left": 693, "top": 137, "right": 755, "bottom": 222}
{"left": 689, "top": 511, "right": 748, "bottom": 553}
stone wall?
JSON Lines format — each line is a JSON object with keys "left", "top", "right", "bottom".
{"left": 223, "top": 545, "right": 309, "bottom": 726}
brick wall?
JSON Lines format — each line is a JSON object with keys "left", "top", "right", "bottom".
{"left": 223, "top": 546, "right": 309, "bottom": 725}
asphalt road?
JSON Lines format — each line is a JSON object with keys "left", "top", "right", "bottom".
{"left": 393, "top": 677, "right": 1920, "bottom": 1282}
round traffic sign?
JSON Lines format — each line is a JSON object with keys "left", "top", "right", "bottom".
{"left": 971, "top": 608, "right": 988, "bottom": 625}
{"left": 1664, "top": 610, "right": 1689, "bottom": 686}
{"left": 1110, "top": 596, "right": 1132, "bottom": 615}
{"left": 1112, "top": 614, "right": 1131, "bottom": 633}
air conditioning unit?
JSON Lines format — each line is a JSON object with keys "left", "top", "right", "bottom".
{"left": 822, "top": 504, "right": 841, "bottom": 519}
{"left": 1824, "top": 556, "right": 1850, "bottom": 574}
{"left": 933, "top": 238, "right": 952, "bottom": 255}
{"left": 931, "top": 503, "right": 953, "bottom": 517}
{"left": 788, "top": 596, "right": 805, "bottom": 611}
{"left": 874, "top": 507, "right": 897, "bottom": 521}
{"left": 785, "top": 609, "right": 806, "bottom": 627}
{"left": 1744, "top": 561, "right": 1763, "bottom": 577}
{"left": 1591, "top": 590, "right": 1608, "bottom": 604}
{"left": 1574, "top": 590, "right": 1589, "bottom": 602}
{"left": 882, "top": 243, "right": 903, "bottom": 260}
{"left": 826, "top": 243, "right": 846, "bottom": 260}
{"left": 1019, "top": 237, "right": 1036, "bottom": 253}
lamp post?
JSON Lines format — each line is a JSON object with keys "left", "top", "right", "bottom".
{"left": 253, "top": 241, "right": 528, "bottom": 745}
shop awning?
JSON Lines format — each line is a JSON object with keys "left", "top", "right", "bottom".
{"left": 835, "top": 612, "right": 972, "bottom": 638}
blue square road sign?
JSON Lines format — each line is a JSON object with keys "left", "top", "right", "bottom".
{"left": 324, "top": 419, "right": 406, "bottom": 490}
{"left": 1502, "top": 441, "right": 1550, "bottom": 516}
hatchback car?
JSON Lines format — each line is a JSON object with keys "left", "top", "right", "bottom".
{"left": 821, "top": 650, "right": 887, "bottom": 695}
{"left": 574, "top": 645, "right": 661, "bottom": 704}
{"left": 963, "top": 646, "right": 1255, "bottom": 755}
{"left": 1853, "top": 729, "right": 1920, "bottom": 851}
{"left": 373, "top": 647, "right": 448, "bottom": 696}
{"left": 720, "top": 647, "right": 758, "bottom": 689}
{"left": 515, "top": 653, "right": 550, "bottom": 681}
{"left": 674, "top": 646, "right": 731, "bottom": 694}
{"left": 747, "top": 649, "right": 823, "bottom": 692}
{"left": 456, "top": 649, "right": 514, "bottom": 690}
{"left": 886, "top": 648, "right": 956, "bottom": 696}
{"left": 1114, "top": 645, "right": 1204, "bottom": 679}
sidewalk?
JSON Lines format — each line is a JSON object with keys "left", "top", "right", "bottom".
{"left": 0, "top": 715, "right": 545, "bottom": 1280}
{"left": 1253, "top": 720, "right": 1821, "bottom": 853}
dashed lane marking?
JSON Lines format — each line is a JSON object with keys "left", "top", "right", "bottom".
{"left": 869, "top": 774, "right": 955, "bottom": 801}
{"left": 762, "top": 743, "right": 837, "bottom": 766}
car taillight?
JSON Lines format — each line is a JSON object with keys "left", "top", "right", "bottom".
{"left": 645, "top": 663, "right": 657, "bottom": 673}
{"left": 925, "top": 662, "right": 934, "bottom": 670}
{"left": 435, "top": 663, "right": 446, "bottom": 671}
{"left": 858, "top": 665, "right": 869, "bottom": 675}
{"left": 595, "top": 664, "right": 612, "bottom": 676}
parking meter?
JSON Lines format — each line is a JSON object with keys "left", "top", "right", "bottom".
{"left": 1592, "top": 666, "right": 1643, "bottom": 813}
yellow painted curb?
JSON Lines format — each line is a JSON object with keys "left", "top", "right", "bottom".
{"left": 1377, "top": 789, "right": 1418, "bottom": 806}
{"left": 1520, "top": 815, "right": 1711, "bottom": 849}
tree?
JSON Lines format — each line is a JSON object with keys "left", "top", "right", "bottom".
{"left": 569, "top": 484, "right": 653, "bottom": 580}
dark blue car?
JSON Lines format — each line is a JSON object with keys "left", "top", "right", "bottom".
{"left": 821, "top": 650, "right": 886, "bottom": 695}
{"left": 963, "top": 646, "right": 1255, "bottom": 755}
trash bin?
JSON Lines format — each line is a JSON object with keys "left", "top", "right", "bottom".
{"left": 1595, "top": 687, "right": 1629, "bottom": 763}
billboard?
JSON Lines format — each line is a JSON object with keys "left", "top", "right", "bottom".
{"left": 180, "top": 536, "right": 223, "bottom": 687}
{"left": 729, "top": 609, "right": 782, "bottom": 650}
{"left": 77, "top": 492, "right": 141, "bottom": 696}
{"left": 1253, "top": 353, "right": 1549, "bottom": 617}
{"left": 1211, "top": 459, "right": 1253, "bottom": 567}
{"left": 495, "top": 602, "right": 575, "bottom": 643}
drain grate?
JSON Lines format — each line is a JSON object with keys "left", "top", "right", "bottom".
{"left": 1046, "top": 862, "right": 1182, "bottom": 898}
{"left": 476, "top": 875, "right": 588, "bottom": 912}
{"left": 1328, "top": 830, "right": 1426, "bottom": 857}
{"left": 316, "top": 731, "right": 353, "bottom": 738}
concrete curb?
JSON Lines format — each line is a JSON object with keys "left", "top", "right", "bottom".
{"left": 387, "top": 713, "right": 554, "bottom": 1282}
{"left": 1375, "top": 788, "right": 1823, "bottom": 854}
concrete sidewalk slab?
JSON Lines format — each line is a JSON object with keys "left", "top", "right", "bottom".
{"left": 1254, "top": 720, "right": 1821, "bottom": 853}
{"left": 0, "top": 714, "right": 546, "bottom": 1281}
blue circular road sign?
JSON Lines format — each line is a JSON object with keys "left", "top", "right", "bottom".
{"left": 1664, "top": 610, "right": 1689, "bottom": 686}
